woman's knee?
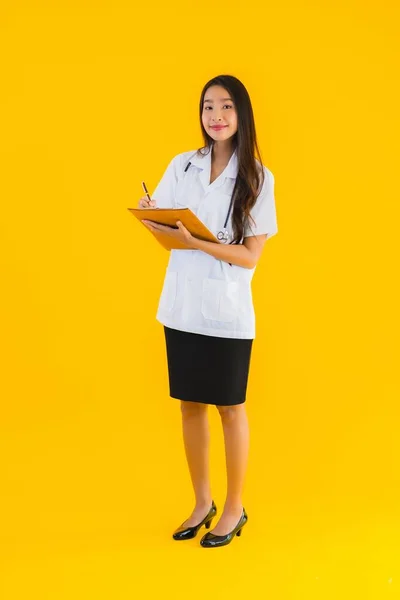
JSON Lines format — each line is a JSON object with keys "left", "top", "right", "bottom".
{"left": 180, "top": 400, "right": 208, "bottom": 417}
{"left": 216, "top": 404, "right": 244, "bottom": 421}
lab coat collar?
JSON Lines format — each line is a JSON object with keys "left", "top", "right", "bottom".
{"left": 189, "top": 143, "right": 238, "bottom": 192}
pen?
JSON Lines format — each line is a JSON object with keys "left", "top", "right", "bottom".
{"left": 141, "top": 181, "right": 152, "bottom": 204}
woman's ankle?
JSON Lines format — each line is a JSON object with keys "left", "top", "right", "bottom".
{"left": 195, "top": 496, "right": 213, "bottom": 509}
{"left": 223, "top": 499, "right": 243, "bottom": 513}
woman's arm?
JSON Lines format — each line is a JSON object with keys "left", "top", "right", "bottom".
{"left": 191, "top": 234, "right": 268, "bottom": 269}
{"left": 141, "top": 218, "right": 268, "bottom": 269}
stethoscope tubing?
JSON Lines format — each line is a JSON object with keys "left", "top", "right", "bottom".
{"left": 184, "top": 154, "right": 234, "bottom": 244}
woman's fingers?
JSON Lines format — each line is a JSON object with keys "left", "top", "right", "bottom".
{"left": 138, "top": 196, "right": 149, "bottom": 208}
{"left": 138, "top": 196, "right": 157, "bottom": 209}
{"left": 143, "top": 220, "right": 161, "bottom": 230}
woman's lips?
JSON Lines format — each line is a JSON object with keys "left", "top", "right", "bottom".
{"left": 211, "top": 126, "right": 227, "bottom": 131}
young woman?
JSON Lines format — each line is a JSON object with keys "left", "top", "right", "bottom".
{"left": 138, "top": 74, "right": 278, "bottom": 548}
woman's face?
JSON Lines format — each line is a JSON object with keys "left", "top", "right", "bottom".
{"left": 201, "top": 85, "right": 238, "bottom": 143}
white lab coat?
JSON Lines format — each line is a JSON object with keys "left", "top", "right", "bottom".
{"left": 151, "top": 144, "right": 278, "bottom": 339}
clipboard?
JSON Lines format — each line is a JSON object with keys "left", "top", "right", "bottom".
{"left": 127, "top": 207, "right": 221, "bottom": 250}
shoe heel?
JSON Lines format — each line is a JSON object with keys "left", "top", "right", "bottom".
{"left": 205, "top": 518, "right": 214, "bottom": 529}
{"left": 236, "top": 528, "right": 242, "bottom": 536}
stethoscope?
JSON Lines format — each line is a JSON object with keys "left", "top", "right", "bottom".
{"left": 184, "top": 153, "right": 234, "bottom": 244}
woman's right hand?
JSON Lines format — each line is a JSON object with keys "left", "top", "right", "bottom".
{"left": 138, "top": 195, "right": 157, "bottom": 209}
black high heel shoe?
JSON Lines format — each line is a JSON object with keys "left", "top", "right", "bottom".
{"left": 200, "top": 507, "right": 248, "bottom": 548}
{"left": 172, "top": 500, "right": 217, "bottom": 541}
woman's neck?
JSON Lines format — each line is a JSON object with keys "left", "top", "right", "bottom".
{"left": 211, "top": 140, "right": 235, "bottom": 165}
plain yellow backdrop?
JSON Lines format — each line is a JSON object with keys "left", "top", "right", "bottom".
{"left": 0, "top": 0, "right": 399, "bottom": 598}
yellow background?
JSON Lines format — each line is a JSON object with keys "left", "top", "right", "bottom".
{"left": 1, "top": 0, "right": 399, "bottom": 597}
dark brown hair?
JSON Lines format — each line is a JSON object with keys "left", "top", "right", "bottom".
{"left": 197, "top": 74, "right": 265, "bottom": 244}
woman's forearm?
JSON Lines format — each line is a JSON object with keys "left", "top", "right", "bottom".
{"left": 190, "top": 237, "right": 255, "bottom": 269}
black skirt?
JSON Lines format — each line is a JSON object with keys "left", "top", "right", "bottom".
{"left": 163, "top": 326, "right": 253, "bottom": 406}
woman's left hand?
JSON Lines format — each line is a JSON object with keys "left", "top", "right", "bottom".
{"left": 142, "top": 219, "right": 196, "bottom": 249}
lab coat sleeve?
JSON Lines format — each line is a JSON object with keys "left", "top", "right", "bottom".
{"left": 151, "top": 155, "right": 179, "bottom": 208}
{"left": 243, "top": 168, "right": 278, "bottom": 239}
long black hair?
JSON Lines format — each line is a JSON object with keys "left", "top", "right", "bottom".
{"left": 198, "top": 74, "right": 265, "bottom": 244}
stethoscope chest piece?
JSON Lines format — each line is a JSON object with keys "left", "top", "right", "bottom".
{"left": 217, "top": 229, "right": 230, "bottom": 243}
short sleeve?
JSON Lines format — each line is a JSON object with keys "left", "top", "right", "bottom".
{"left": 243, "top": 168, "right": 278, "bottom": 240}
{"left": 151, "top": 155, "right": 179, "bottom": 208}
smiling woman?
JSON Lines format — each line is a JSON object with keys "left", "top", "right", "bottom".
{"left": 138, "top": 73, "right": 278, "bottom": 548}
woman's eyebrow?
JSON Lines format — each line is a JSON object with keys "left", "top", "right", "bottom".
{"left": 204, "top": 98, "right": 233, "bottom": 103}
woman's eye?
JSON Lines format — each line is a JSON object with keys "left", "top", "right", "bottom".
{"left": 204, "top": 104, "right": 233, "bottom": 110}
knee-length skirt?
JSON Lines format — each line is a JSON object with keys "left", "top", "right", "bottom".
{"left": 163, "top": 326, "right": 253, "bottom": 406}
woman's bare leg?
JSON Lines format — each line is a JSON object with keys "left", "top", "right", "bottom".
{"left": 179, "top": 400, "right": 213, "bottom": 527}
{"left": 210, "top": 403, "right": 249, "bottom": 535}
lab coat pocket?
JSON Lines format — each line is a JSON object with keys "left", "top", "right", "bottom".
{"left": 201, "top": 279, "right": 239, "bottom": 323}
{"left": 159, "top": 271, "right": 177, "bottom": 313}
{"left": 175, "top": 198, "right": 189, "bottom": 208}
{"left": 175, "top": 178, "right": 191, "bottom": 208}
{"left": 175, "top": 176, "right": 198, "bottom": 210}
